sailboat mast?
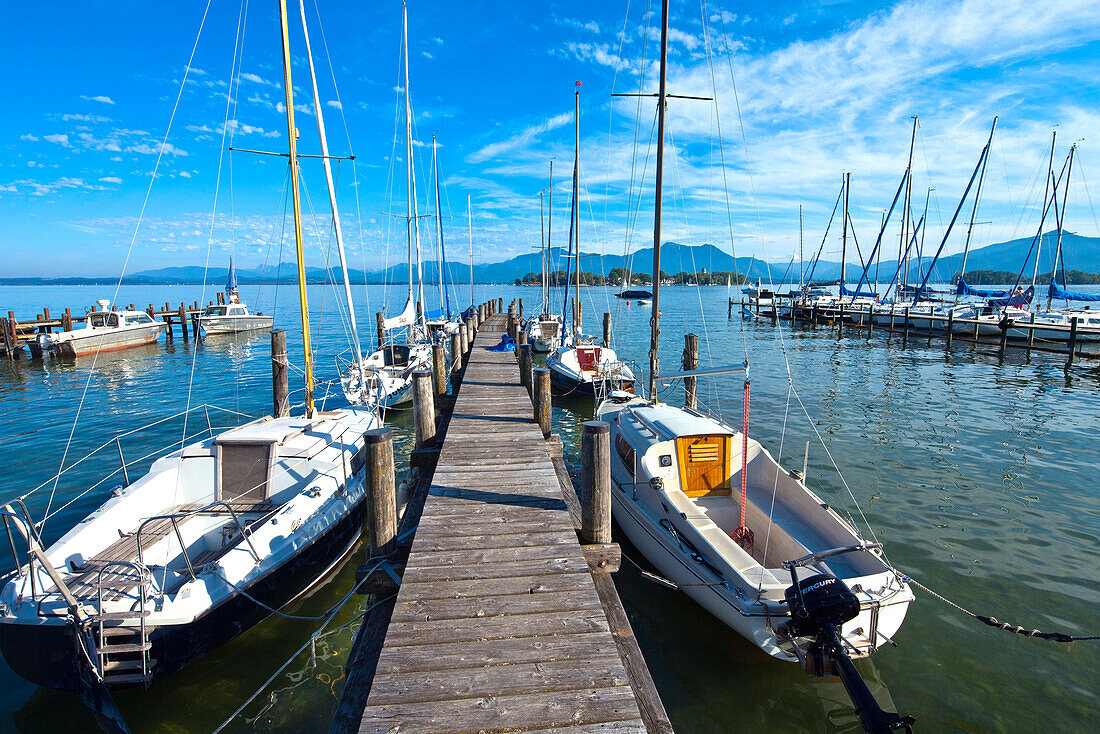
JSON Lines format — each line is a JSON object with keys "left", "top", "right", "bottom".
{"left": 840, "top": 173, "right": 849, "bottom": 288}
{"left": 647, "top": 0, "right": 669, "bottom": 399}
{"left": 540, "top": 191, "right": 547, "bottom": 312}
{"left": 297, "top": 0, "right": 363, "bottom": 384}
{"left": 956, "top": 122, "right": 997, "bottom": 303}
{"left": 799, "top": 204, "right": 804, "bottom": 290}
{"left": 402, "top": 3, "right": 425, "bottom": 331}
{"left": 1032, "top": 131, "right": 1057, "bottom": 292}
{"left": 1048, "top": 144, "right": 1075, "bottom": 310}
{"left": 900, "top": 116, "right": 917, "bottom": 293}
{"left": 278, "top": 0, "right": 314, "bottom": 417}
{"left": 573, "top": 85, "right": 581, "bottom": 336}
{"left": 548, "top": 161, "right": 554, "bottom": 312}
{"left": 432, "top": 135, "right": 446, "bottom": 314}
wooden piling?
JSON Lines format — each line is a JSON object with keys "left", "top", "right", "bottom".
{"left": 517, "top": 329, "right": 528, "bottom": 361}
{"left": 946, "top": 311, "right": 954, "bottom": 348}
{"left": 376, "top": 312, "right": 385, "bottom": 350}
{"left": 449, "top": 333, "right": 461, "bottom": 374}
{"left": 42, "top": 308, "right": 51, "bottom": 334}
{"left": 518, "top": 343, "right": 532, "bottom": 395}
{"left": 496, "top": 297, "right": 503, "bottom": 313}
{"left": 903, "top": 307, "right": 910, "bottom": 344}
{"left": 533, "top": 367, "right": 551, "bottom": 438}
{"left": 683, "top": 333, "right": 699, "bottom": 409}
{"left": 271, "top": 329, "right": 289, "bottom": 418}
{"left": 728, "top": 298, "right": 733, "bottom": 319}
{"left": 603, "top": 312, "right": 611, "bottom": 348}
{"left": 412, "top": 370, "right": 435, "bottom": 449}
{"left": 866, "top": 307, "right": 874, "bottom": 336}
{"left": 178, "top": 303, "right": 189, "bottom": 342}
{"left": 518, "top": 298, "right": 523, "bottom": 321}
{"left": 432, "top": 343, "right": 447, "bottom": 397}
{"left": 1028, "top": 312, "right": 1036, "bottom": 350}
{"left": 837, "top": 302, "right": 845, "bottom": 337}
{"left": 580, "top": 421, "right": 612, "bottom": 545}
{"left": 62, "top": 309, "right": 73, "bottom": 332}
{"left": 365, "top": 429, "right": 397, "bottom": 557}
{"left": 1067, "top": 316, "right": 1079, "bottom": 367}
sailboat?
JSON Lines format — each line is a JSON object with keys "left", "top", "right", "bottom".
{"left": 545, "top": 84, "right": 635, "bottom": 396}
{"left": 596, "top": 2, "right": 913, "bottom": 716}
{"left": 526, "top": 166, "right": 565, "bottom": 352}
{"left": 424, "top": 135, "right": 462, "bottom": 338}
{"left": 197, "top": 260, "right": 274, "bottom": 335}
{"left": 340, "top": 3, "right": 433, "bottom": 407}
{"left": 0, "top": 0, "right": 380, "bottom": 708}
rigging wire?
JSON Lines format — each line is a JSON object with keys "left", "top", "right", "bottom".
{"left": 38, "top": 0, "right": 216, "bottom": 536}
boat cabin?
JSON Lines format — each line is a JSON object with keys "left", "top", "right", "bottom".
{"left": 203, "top": 304, "right": 249, "bottom": 317}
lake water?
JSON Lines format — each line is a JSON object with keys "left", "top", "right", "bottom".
{"left": 0, "top": 282, "right": 1096, "bottom": 733}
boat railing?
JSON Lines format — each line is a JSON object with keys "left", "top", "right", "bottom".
{"left": 135, "top": 501, "right": 262, "bottom": 581}
{"left": 0, "top": 501, "right": 83, "bottom": 613}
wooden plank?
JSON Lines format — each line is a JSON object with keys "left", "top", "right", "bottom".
{"left": 390, "top": 588, "right": 602, "bottom": 623}
{"left": 372, "top": 632, "right": 623, "bottom": 676}
{"left": 366, "top": 655, "right": 629, "bottom": 704}
{"left": 404, "top": 544, "right": 587, "bottom": 569}
{"left": 402, "top": 555, "right": 587, "bottom": 582}
{"left": 407, "top": 531, "right": 582, "bottom": 553}
{"left": 359, "top": 686, "right": 643, "bottom": 734}
{"left": 397, "top": 572, "right": 596, "bottom": 600}
{"left": 383, "top": 607, "right": 611, "bottom": 645}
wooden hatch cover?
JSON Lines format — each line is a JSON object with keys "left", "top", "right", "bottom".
{"left": 676, "top": 434, "right": 732, "bottom": 497}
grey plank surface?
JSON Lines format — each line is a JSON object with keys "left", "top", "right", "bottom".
{"left": 359, "top": 312, "right": 649, "bottom": 733}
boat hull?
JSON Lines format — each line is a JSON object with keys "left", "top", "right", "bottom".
{"left": 198, "top": 315, "right": 274, "bottom": 334}
{"left": 56, "top": 324, "right": 165, "bottom": 357}
{"left": 0, "top": 495, "right": 366, "bottom": 691}
{"left": 547, "top": 362, "right": 632, "bottom": 397}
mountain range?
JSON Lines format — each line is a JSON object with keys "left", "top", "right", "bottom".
{"left": 2, "top": 232, "right": 1095, "bottom": 286}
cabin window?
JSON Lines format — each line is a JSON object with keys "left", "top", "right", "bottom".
{"left": 615, "top": 434, "right": 635, "bottom": 475}
{"left": 219, "top": 443, "right": 272, "bottom": 502}
{"left": 206, "top": 306, "right": 228, "bottom": 316}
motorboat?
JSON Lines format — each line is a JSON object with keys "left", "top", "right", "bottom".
{"left": 32, "top": 300, "right": 165, "bottom": 358}
{"left": 341, "top": 340, "right": 432, "bottom": 407}
{"left": 197, "top": 262, "right": 273, "bottom": 335}
{"left": 526, "top": 313, "right": 563, "bottom": 352}
{"left": 597, "top": 395, "right": 913, "bottom": 663}
{"left": 546, "top": 335, "right": 635, "bottom": 398}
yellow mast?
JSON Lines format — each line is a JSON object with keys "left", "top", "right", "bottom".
{"left": 278, "top": 0, "right": 314, "bottom": 416}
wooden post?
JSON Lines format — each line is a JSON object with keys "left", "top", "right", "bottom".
{"left": 580, "top": 421, "right": 612, "bottom": 545}
{"left": 810, "top": 304, "right": 817, "bottom": 325}
{"left": 973, "top": 317, "right": 979, "bottom": 342}
{"left": 431, "top": 343, "right": 446, "bottom": 397}
{"left": 412, "top": 370, "right": 435, "bottom": 449}
{"left": 946, "top": 311, "right": 954, "bottom": 348}
{"left": 889, "top": 308, "right": 895, "bottom": 330}
{"left": 518, "top": 343, "right": 533, "bottom": 396}
{"left": 497, "top": 297, "right": 503, "bottom": 313}
{"left": 192, "top": 310, "right": 200, "bottom": 340}
{"left": 683, "top": 333, "right": 698, "bottom": 409}
{"left": 533, "top": 367, "right": 551, "bottom": 438}
{"left": 178, "top": 303, "right": 189, "bottom": 342}
{"left": 728, "top": 298, "right": 733, "bottom": 319}
{"left": 364, "top": 429, "right": 397, "bottom": 557}
{"left": 902, "top": 307, "right": 910, "bottom": 345}
{"left": 517, "top": 329, "right": 528, "bottom": 362}
{"left": 271, "top": 329, "right": 289, "bottom": 417}
{"left": 449, "top": 333, "right": 461, "bottom": 374}
{"left": 42, "top": 307, "right": 51, "bottom": 334}
{"left": 1066, "top": 316, "right": 1079, "bottom": 367}
{"left": 460, "top": 320, "right": 470, "bottom": 357}
{"left": 602, "top": 312, "right": 611, "bottom": 348}
{"left": 1027, "top": 312, "right": 1036, "bottom": 350}
{"left": 866, "top": 306, "right": 874, "bottom": 337}
{"left": 998, "top": 315, "right": 1009, "bottom": 356}
{"left": 376, "top": 312, "right": 385, "bottom": 350}
{"left": 518, "top": 298, "right": 524, "bottom": 321}
{"left": 217, "top": 292, "right": 225, "bottom": 306}
{"left": 837, "top": 302, "right": 845, "bottom": 337}
{"left": 62, "top": 309, "right": 73, "bottom": 332}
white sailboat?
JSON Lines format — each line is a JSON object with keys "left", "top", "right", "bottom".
{"left": 0, "top": 0, "right": 380, "bottom": 718}
{"left": 340, "top": 3, "right": 432, "bottom": 407}
{"left": 424, "top": 135, "right": 462, "bottom": 339}
{"left": 545, "top": 85, "right": 635, "bottom": 396}
{"left": 526, "top": 167, "right": 564, "bottom": 352}
{"left": 597, "top": 5, "right": 913, "bottom": 724}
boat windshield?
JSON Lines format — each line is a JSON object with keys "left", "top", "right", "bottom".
{"left": 205, "top": 306, "right": 228, "bottom": 316}
{"left": 122, "top": 314, "right": 155, "bottom": 325}
{"left": 89, "top": 313, "right": 119, "bottom": 328}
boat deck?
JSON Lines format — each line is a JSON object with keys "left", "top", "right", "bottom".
{"left": 358, "top": 313, "right": 650, "bottom": 733}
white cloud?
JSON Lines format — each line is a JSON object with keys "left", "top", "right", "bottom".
{"left": 81, "top": 95, "right": 115, "bottom": 105}
{"left": 99, "top": 176, "right": 122, "bottom": 184}
{"left": 44, "top": 134, "right": 71, "bottom": 147}
{"left": 62, "top": 113, "right": 111, "bottom": 123}
{"left": 467, "top": 112, "right": 572, "bottom": 163}
{"left": 421, "top": 51, "right": 434, "bottom": 60}
{"left": 179, "top": 171, "right": 192, "bottom": 178}
{"left": 326, "top": 100, "right": 342, "bottom": 110}
{"left": 20, "top": 134, "right": 39, "bottom": 142}
{"left": 240, "top": 72, "right": 272, "bottom": 85}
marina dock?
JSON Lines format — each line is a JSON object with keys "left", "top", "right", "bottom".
{"left": 335, "top": 309, "right": 670, "bottom": 733}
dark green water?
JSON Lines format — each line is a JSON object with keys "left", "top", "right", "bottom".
{"left": 0, "top": 283, "right": 1097, "bottom": 733}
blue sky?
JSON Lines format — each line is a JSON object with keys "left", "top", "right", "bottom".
{"left": 2, "top": 0, "right": 1100, "bottom": 277}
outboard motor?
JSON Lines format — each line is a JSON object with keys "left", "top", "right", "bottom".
{"left": 782, "top": 570, "right": 915, "bottom": 733}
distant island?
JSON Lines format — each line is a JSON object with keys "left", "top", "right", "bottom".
{"left": 514, "top": 268, "right": 749, "bottom": 287}
{"left": 953, "top": 269, "right": 1100, "bottom": 285}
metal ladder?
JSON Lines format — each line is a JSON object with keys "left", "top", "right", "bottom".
{"left": 92, "top": 562, "right": 153, "bottom": 686}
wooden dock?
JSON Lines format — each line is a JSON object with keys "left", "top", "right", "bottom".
{"left": 350, "top": 312, "right": 668, "bottom": 733}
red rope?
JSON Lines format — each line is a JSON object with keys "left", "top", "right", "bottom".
{"left": 731, "top": 378, "right": 754, "bottom": 552}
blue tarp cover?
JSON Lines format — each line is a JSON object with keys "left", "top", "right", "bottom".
{"left": 425, "top": 308, "right": 449, "bottom": 320}
{"left": 840, "top": 284, "right": 877, "bottom": 298}
{"left": 956, "top": 280, "right": 1006, "bottom": 298}
{"left": 487, "top": 334, "right": 516, "bottom": 352}
{"left": 987, "top": 286, "right": 1034, "bottom": 307}
{"left": 1048, "top": 281, "right": 1100, "bottom": 302}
